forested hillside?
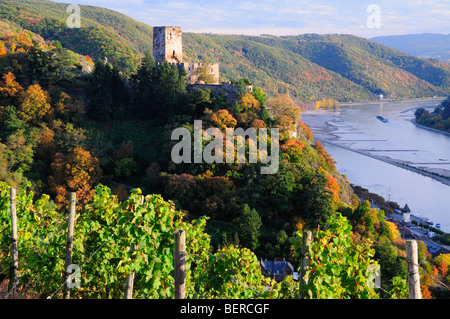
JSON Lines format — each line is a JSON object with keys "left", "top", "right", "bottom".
{"left": 1, "top": 0, "right": 450, "bottom": 102}
{"left": 372, "top": 33, "right": 450, "bottom": 63}
{"left": 415, "top": 95, "right": 450, "bottom": 133}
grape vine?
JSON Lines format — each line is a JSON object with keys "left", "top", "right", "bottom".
{"left": 0, "top": 181, "right": 407, "bottom": 299}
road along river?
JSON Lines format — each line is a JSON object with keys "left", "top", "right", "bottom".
{"left": 302, "top": 99, "right": 450, "bottom": 233}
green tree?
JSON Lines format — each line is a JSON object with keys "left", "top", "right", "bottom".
{"left": 374, "top": 237, "right": 407, "bottom": 283}
{"left": 86, "top": 60, "right": 128, "bottom": 122}
{"left": 153, "top": 61, "right": 187, "bottom": 120}
{"left": 235, "top": 204, "right": 262, "bottom": 251}
{"left": 260, "top": 162, "right": 296, "bottom": 221}
{"left": 134, "top": 51, "right": 156, "bottom": 118}
{"left": 301, "top": 171, "right": 334, "bottom": 227}
{"left": 0, "top": 105, "right": 27, "bottom": 140}
{"left": 261, "top": 107, "right": 272, "bottom": 126}
{"left": 251, "top": 86, "right": 267, "bottom": 107}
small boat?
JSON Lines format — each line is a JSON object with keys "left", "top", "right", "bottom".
{"left": 376, "top": 116, "right": 389, "bottom": 123}
{"left": 436, "top": 223, "right": 441, "bottom": 229}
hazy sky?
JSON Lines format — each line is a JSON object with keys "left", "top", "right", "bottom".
{"left": 53, "top": 0, "right": 450, "bottom": 38}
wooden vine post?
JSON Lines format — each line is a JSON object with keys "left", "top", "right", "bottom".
{"left": 63, "top": 192, "right": 76, "bottom": 299}
{"left": 406, "top": 240, "right": 421, "bottom": 299}
{"left": 123, "top": 244, "right": 136, "bottom": 299}
{"left": 298, "top": 230, "right": 312, "bottom": 299}
{"left": 9, "top": 187, "right": 19, "bottom": 294}
{"left": 124, "top": 195, "right": 144, "bottom": 299}
{"left": 174, "top": 229, "right": 186, "bottom": 299}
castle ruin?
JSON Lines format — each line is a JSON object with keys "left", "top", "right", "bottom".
{"left": 152, "top": 26, "right": 220, "bottom": 85}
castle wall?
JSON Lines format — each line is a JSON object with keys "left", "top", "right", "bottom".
{"left": 181, "top": 63, "right": 220, "bottom": 85}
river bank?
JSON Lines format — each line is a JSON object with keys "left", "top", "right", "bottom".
{"left": 318, "top": 137, "right": 450, "bottom": 187}
{"left": 302, "top": 109, "right": 450, "bottom": 187}
{"left": 411, "top": 119, "right": 450, "bottom": 137}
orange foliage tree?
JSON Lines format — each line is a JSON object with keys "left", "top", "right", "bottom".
{"left": 48, "top": 147, "right": 102, "bottom": 209}
{"left": 281, "top": 139, "right": 305, "bottom": 163}
{"left": 438, "top": 260, "right": 448, "bottom": 277}
{"left": 421, "top": 284, "right": 432, "bottom": 299}
{"left": 298, "top": 120, "right": 314, "bottom": 142}
{"left": 318, "top": 167, "right": 340, "bottom": 209}
{"left": 210, "top": 109, "right": 237, "bottom": 131}
{"left": 251, "top": 119, "right": 266, "bottom": 129}
{"left": 0, "top": 72, "right": 23, "bottom": 99}
{"left": 314, "top": 141, "right": 336, "bottom": 171}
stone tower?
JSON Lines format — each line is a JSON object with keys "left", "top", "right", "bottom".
{"left": 153, "top": 26, "right": 183, "bottom": 64}
{"left": 152, "top": 26, "right": 221, "bottom": 85}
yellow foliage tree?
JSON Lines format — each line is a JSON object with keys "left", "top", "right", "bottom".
{"left": 18, "top": 84, "right": 51, "bottom": 124}
{"left": 384, "top": 220, "right": 401, "bottom": 241}
{"left": 266, "top": 94, "right": 301, "bottom": 121}
{"left": 238, "top": 93, "right": 261, "bottom": 112}
{"left": 315, "top": 98, "right": 340, "bottom": 110}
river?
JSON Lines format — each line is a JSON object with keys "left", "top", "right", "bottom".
{"left": 302, "top": 99, "right": 450, "bottom": 233}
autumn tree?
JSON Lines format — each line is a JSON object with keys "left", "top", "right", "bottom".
{"left": 434, "top": 254, "right": 450, "bottom": 276}
{"left": 318, "top": 167, "right": 340, "bottom": 209}
{"left": 298, "top": 120, "right": 313, "bottom": 142}
{"left": 164, "top": 173, "right": 198, "bottom": 212}
{"left": 266, "top": 94, "right": 302, "bottom": 122}
{"left": 251, "top": 119, "right": 266, "bottom": 129}
{"left": 53, "top": 91, "right": 72, "bottom": 120}
{"left": 0, "top": 72, "right": 23, "bottom": 101}
{"left": 48, "top": 147, "right": 102, "bottom": 209}
{"left": 314, "top": 141, "right": 336, "bottom": 172}
{"left": 210, "top": 109, "right": 237, "bottom": 131}
{"left": 281, "top": 139, "right": 305, "bottom": 163}
{"left": 35, "top": 126, "right": 57, "bottom": 165}
{"left": 238, "top": 93, "right": 261, "bottom": 113}
{"left": 17, "top": 84, "right": 51, "bottom": 124}
{"left": 315, "top": 98, "right": 340, "bottom": 110}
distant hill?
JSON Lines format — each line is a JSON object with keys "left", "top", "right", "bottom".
{"left": 184, "top": 33, "right": 450, "bottom": 101}
{"left": 371, "top": 33, "right": 450, "bottom": 63}
{"left": 1, "top": 0, "right": 450, "bottom": 102}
